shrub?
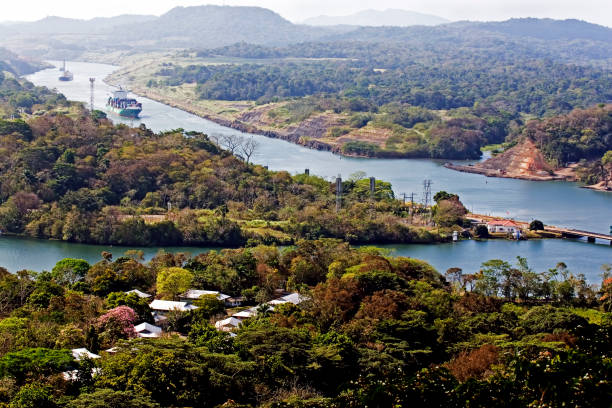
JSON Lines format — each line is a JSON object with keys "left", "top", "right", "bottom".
{"left": 446, "top": 344, "right": 499, "bottom": 382}
{"left": 529, "top": 220, "right": 544, "bottom": 230}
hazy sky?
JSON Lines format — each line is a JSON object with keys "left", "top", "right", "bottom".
{"left": 2, "top": 0, "right": 611, "bottom": 27}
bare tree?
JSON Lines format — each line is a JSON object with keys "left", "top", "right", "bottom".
{"left": 240, "top": 136, "right": 260, "bottom": 165}
{"left": 221, "top": 134, "right": 244, "bottom": 154}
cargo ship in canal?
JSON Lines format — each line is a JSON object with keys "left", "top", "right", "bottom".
{"left": 106, "top": 87, "right": 142, "bottom": 118}
{"left": 58, "top": 60, "right": 73, "bottom": 81}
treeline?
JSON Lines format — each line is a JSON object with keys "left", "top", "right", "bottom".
{"left": 0, "top": 240, "right": 611, "bottom": 407}
{"left": 155, "top": 54, "right": 611, "bottom": 116}
{"left": 0, "top": 73, "right": 69, "bottom": 117}
{"left": 0, "top": 107, "right": 442, "bottom": 246}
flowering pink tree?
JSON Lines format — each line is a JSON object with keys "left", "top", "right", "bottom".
{"left": 97, "top": 306, "right": 137, "bottom": 346}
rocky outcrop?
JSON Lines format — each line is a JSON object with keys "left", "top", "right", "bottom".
{"left": 446, "top": 139, "right": 571, "bottom": 181}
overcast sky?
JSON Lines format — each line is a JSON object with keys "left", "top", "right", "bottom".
{"left": 2, "top": 0, "right": 611, "bottom": 27}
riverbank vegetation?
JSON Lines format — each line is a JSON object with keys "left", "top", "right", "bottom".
{"left": 0, "top": 241, "right": 610, "bottom": 407}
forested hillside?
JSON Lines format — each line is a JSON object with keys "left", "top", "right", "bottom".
{"left": 0, "top": 77, "right": 446, "bottom": 246}
{"left": 132, "top": 26, "right": 611, "bottom": 160}
{"left": 0, "top": 240, "right": 610, "bottom": 407}
{"left": 0, "top": 48, "right": 47, "bottom": 76}
{"left": 518, "top": 104, "right": 612, "bottom": 166}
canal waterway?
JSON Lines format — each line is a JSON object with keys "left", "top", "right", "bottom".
{"left": 0, "top": 235, "right": 609, "bottom": 283}
{"left": 8, "top": 61, "right": 609, "bottom": 281}
{"left": 26, "top": 62, "right": 612, "bottom": 233}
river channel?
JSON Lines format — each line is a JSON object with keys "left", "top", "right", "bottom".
{"left": 5, "top": 61, "right": 608, "bottom": 281}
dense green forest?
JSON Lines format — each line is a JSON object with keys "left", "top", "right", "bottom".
{"left": 146, "top": 32, "right": 611, "bottom": 160}
{"left": 0, "top": 77, "right": 450, "bottom": 246}
{"left": 161, "top": 49, "right": 611, "bottom": 115}
{"left": 0, "top": 240, "right": 610, "bottom": 407}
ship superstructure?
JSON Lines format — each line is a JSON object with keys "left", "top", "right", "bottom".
{"left": 58, "top": 60, "right": 73, "bottom": 81}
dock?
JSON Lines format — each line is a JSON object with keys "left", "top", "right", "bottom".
{"left": 544, "top": 227, "right": 612, "bottom": 245}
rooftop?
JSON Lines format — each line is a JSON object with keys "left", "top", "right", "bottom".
{"left": 149, "top": 299, "right": 198, "bottom": 312}
{"left": 126, "top": 289, "right": 152, "bottom": 298}
{"left": 487, "top": 220, "right": 520, "bottom": 227}
{"left": 71, "top": 348, "right": 100, "bottom": 361}
{"left": 181, "top": 289, "right": 230, "bottom": 301}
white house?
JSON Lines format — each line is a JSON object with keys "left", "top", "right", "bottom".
{"left": 180, "top": 289, "right": 230, "bottom": 302}
{"left": 215, "top": 317, "right": 242, "bottom": 332}
{"left": 71, "top": 348, "right": 100, "bottom": 361}
{"left": 487, "top": 220, "right": 522, "bottom": 234}
{"left": 134, "top": 322, "right": 162, "bottom": 338}
{"left": 149, "top": 299, "right": 198, "bottom": 313}
{"left": 149, "top": 299, "right": 198, "bottom": 324}
{"left": 125, "top": 289, "right": 152, "bottom": 298}
{"left": 232, "top": 306, "right": 259, "bottom": 320}
{"left": 268, "top": 293, "right": 308, "bottom": 306}
{"left": 180, "top": 289, "right": 245, "bottom": 307}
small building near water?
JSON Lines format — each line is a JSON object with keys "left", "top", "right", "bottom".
{"left": 487, "top": 220, "right": 521, "bottom": 234}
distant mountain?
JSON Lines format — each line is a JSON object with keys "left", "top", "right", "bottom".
{"left": 0, "top": 14, "right": 156, "bottom": 35}
{"left": 0, "top": 7, "right": 609, "bottom": 66}
{"left": 471, "top": 18, "right": 612, "bottom": 42}
{"left": 112, "top": 5, "right": 329, "bottom": 49}
{"left": 303, "top": 9, "right": 450, "bottom": 27}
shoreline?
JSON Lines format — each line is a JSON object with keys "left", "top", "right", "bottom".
{"left": 443, "top": 162, "right": 569, "bottom": 182}
{"left": 101, "top": 76, "right": 474, "bottom": 161}
{"left": 110, "top": 82, "right": 609, "bottom": 192}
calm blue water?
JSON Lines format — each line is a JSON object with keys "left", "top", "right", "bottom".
{"left": 0, "top": 236, "right": 609, "bottom": 283}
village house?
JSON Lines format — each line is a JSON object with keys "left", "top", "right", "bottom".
{"left": 215, "top": 317, "right": 242, "bottom": 332}
{"left": 179, "top": 289, "right": 244, "bottom": 307}
{"left": 149, "top": 299, "right": 198, "bottom": 324}
{"left": 134, "top": 322, "right": 163, "bottom": 338}
{"left": 232, "top": 306, "right": 259, "bottom": 320}
{"left": 125, "top": 289, "right": 152, "bottom": 298}
{"left": 268, "top": 292, "right": 307, "bottom": 306}
{"left": 487, "top": 220, "right": 522, "bottom": 234}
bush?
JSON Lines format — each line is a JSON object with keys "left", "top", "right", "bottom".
{"left": 529, "top": 220, "right": 544, "bottom": 230}
{"left": 475, "top": 225, "right": 489, "bottom": 237}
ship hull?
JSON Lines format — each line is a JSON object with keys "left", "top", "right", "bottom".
{"left": 106, "top": 105, "right": 142, "bottom": 118}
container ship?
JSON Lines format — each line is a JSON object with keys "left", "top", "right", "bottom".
{"left": 58, "top": 60, "right": 73, "bottom": 81}
{"left": 106, "top": 87, "right": 142, "bottom": 118}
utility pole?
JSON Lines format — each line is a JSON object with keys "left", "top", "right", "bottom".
{"left": 336, "top": 174, "right": 342, "bottom": 212}
{"left": 422, "top": 179, "right": 432, "bottom": 208}
{"left": 369, "top": 177, "right": 376, "bottom": 199}
{"left": 89, "top": 78, "right": 95, "bottom": 113}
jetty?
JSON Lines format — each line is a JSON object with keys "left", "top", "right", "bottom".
{"left": 544, "top": 227, "right": 612, "bottom": 245}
